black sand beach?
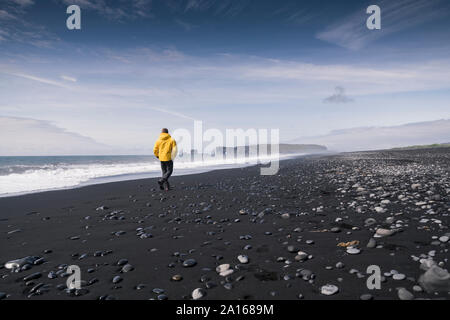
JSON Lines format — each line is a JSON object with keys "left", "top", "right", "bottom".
{"left": 0, "top": 149, "right": 449, "bottom": 300}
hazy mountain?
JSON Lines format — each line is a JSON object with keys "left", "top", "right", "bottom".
{"left": 0, "top": 116, "right": 115, "bottom": 156}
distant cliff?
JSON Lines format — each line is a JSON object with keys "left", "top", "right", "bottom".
{"left": 215, "top": 144, "right": 327, "bottom": 156}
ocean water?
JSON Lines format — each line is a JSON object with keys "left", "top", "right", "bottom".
{"left": 0, "top": 154, "right": 290, "bottom": 197}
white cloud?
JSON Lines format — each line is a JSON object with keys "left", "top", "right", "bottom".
{"left": 2, "top": 48, "right": 450, "bottom": 150}
{"left": 238, "top": 58, "right": 450, "bottom": 96}
{"left": 293, "top": 119, "right": 450, "bottom": 151}
{"left": 4, "top": 49, "right": 450, "bottom": 114}
{"left": 0, "top": 116, "right": 114, "bottom": 156}
{"left": 60, "top": 75, "right": 77, "bottom": 82}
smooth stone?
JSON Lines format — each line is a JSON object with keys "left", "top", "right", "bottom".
{"left": 192, "top": 288, "right": 205, "bottom": 300}
{"left": 418, "top": 266, "right": 450, "bottom": 293}
{"left": 299, "top": 269, "right": 313, "bottom": 278}
{"left": 216, "top": 264, "right": 230, "bottom": 273}
{"left": 374, "top": 207, "right": 385, "bottom": 213}
{"left": 237, "top": 255, "right": 249, "bottom": 264}
{"left": 205, "top": 281, "right": 217, "bottom": 289}
{"left": 320, "top": 284, "right": 339, "bottom": 296}
{"left": 152, "top": 288, "right": 165, "bottom": 294}
{"left": 439, "top": 236, "right": 449, "bottom": 243}
{"left": 398, "top": 288, "right": 414, "bottom": 300}
{"left": 117, "top": 259, "right": 128, "bottom": 266}
{"left": 224, "top": 283, "right": 233, "bottom": 290}
{"left": 360, "top": 294, "right": 373, "bottom": 300}
{"left": 220, "top": 269, "right": 234, "bottom": 277}
{"left": 393, "top": 273, "right": 406, "bottom": 280}
{"left": 346, "top": 247, "right": 361, "bottom": 255}
{"left": 171, "top": 274, "right": 182, "bottom": 281}
{"left": 412, "top": 285, "right": 423, "bottom": 292}
{"left": 5, "top": 256, "right": 39, "bottom": 270}
{"left": 182, "top": 259, "right": 197, "bottom": 268}
{"left": 121, "top": 264, "right": 134, "bottom": 273}
{"left": 366, "top": 238, "right": 377, "bottom": 248}
{"left": 374, "top": 228, "right": 396, "bottom": 238}
{"left": 23, "top": 272, "right": 42, "bottom": 282}
{"left": 112, "top": 276, "right": 122, "bottom": 284}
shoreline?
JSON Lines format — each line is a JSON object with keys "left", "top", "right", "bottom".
{"left": 0, "top": 155, "right": 308, "bottom": 218}
{"left": 0, "top": 149, "right": 448, "bottom": 300}
{"left": 0, "top": 153, "right": 310, "bottom": 199}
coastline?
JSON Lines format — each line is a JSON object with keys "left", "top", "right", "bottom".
{"left": 0, "top": 149, "right": 448, "bottom": 300}
{"left": 0, "top": 153, "right": 308, "bottom": 199}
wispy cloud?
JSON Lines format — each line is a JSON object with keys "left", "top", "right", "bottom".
{"left": 239, "top": 58, "right": 450, "bottom": 96}
{"left": 0, "top": 0, "right": 59, "bottom": 47}
{"left": 272, "top": 4, "right": 317, "bottom": 26}
{"left": 0, "top": 10, "right": 17, "bottom": 20}
{"left": 58, "top": 0, "right": 153, "bottom": 20}
{"left": 104, "top": 47, "right": 186, "bottom": 64}
{"left": 60, "top": 75, "right": 77, "bottom": 82}
{"left": 8, "top": 0, "right": 34, "bottom": 6}
{"left": 7, "top": 72, "right": 73, "bottom": 89}
{"left": 147, "top": 105, "right": 196, "bottom": 121}
{"left": 2, "top": 46, "right": 450, "bottom": 150}
{"left": 5, "top": 48, "right": 450, "bottom": 103}
{"left": 163, "top": 0, "right": 251, "bottom": 17}
{"left": 316, "top": 0, "right": 450, "bottom": 50}
{"left": 174, "top": 18, "right": 196, "bottom": 31}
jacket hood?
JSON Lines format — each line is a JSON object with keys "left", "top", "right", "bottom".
{"left": 159, "top": 133, "right": 171, "bottom": 140}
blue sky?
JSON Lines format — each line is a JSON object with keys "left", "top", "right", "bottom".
{"left": 1, "top": 0, "right": 450, "bottom": 154}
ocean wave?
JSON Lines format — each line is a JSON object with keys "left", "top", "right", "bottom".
{"left": 0, "top": 154, "right": 287, "bottom": 196}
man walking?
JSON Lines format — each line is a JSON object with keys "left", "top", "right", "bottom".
{"left": 153, "top": 128, "right": 177, "bottom": 191}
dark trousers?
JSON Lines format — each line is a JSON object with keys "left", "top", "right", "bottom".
{"left": 160, "top": 160, "right": 173, "bottom": 189}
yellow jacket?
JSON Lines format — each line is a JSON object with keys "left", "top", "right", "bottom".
{"left": 153, "top": 133, "right": 177, "bottom": 161}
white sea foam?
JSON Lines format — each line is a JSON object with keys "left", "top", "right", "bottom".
{"left": 0, "top": 154, "right": 294, "bottom": 197}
